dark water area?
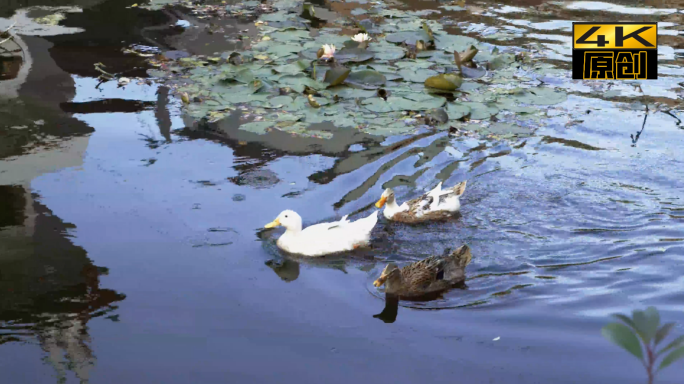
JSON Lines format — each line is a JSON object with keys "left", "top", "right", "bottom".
{"left": 1, "top": 0, "right": 684, "bottom": 383}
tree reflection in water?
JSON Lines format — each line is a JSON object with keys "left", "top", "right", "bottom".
{"left": 0, "top": 185, "right": 125, "bottom": 382}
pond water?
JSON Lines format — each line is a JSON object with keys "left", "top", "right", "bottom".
{"left": 1, "top": 0, "right": 684, "bottom": 383}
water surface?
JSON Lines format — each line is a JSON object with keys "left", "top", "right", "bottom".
{"left": 1, "top": 0, "right": 684, "bottom": 383}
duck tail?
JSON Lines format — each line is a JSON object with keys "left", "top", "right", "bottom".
{"left": 359, "top": 210, "right": 379, "bottom": 232}
{"left": 451, "top": 180, "right": 467, "bottom": 197}
{"left": 450, "top": 244, "right": 472, "bottom": 268}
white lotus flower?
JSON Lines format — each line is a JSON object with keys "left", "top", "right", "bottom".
{"left": 321, "top": 44, "right": 336, "bottom": 59}
{"left": 352, "top": 33, "right": 371, "bottom": 43}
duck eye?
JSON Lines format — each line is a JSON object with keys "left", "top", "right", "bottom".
{"left": 284, "top": 215, "right": 288, "bottom": 218}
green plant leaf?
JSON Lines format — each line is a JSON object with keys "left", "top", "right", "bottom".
{"left": 424, "top": 73, "right": 463, "bottom": 91}
{"left": 601, "top": 323, "right": 644, "bottom": 362}
{"left": 657, "top": 335, "right": 684, "bottom": 358}
{"left": 345, "top": 70, "right": 387, "bottom": 89}
{"left": 613, "top": 314, "right": 638, "bottom": 330}
{"left": 324, "top": 66, "right": 351, "bottom": 86}
{"left": 633, "top": 308, "right": 659, "bottom": 343}
{"left": 655, "top": 323, "right": 676, "bottom": 346}
{"left": 658, "top": 346, "right": 684, "bottom": 371}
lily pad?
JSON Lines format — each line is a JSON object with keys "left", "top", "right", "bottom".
{"left": 324, "top": 66, "right": 352, "bottom": 86}
{"left": 424, "top": 73, "right": 463, "bottom": 91}
{"left": 462, "top": 102, "right": 499, "bottom": 120}
{"left": 345, "top": 70, "right": 387, "bottom": 89}
{"left": 484, "top": 122, "right": 533, "bottom": 137}
{"left": 363, "top": 95, "right": 445, "bottom": 112}
{"left": 335, "top": 48, "right": 375, "bottom": 63}
{"left": 385, "top": 30, "right": 431, "bottom": 45}
{"left": 270, "top": 29, "right": 311, "bottom": 42}
{"left": 278, "top": 74, "right": 328, "bottom": 93}
{"left": 460, "top": 66, "right": 487, "bottom": 79}
{"left": 267, "top": 95, "right": 296, "bottom": 108}
{"left": 509, "top": 87, "right": 568, "bottom": 106}
{"left": 435, "top": 35, "right": 480, "bottom": 52}
{"left": 267, "top": 44, "right": 304, "bottom": 57}
{"left": 370, "top": 45, "right": 406, "bottom": 61}
{"left": 399, "top": 68, "right": 439, "bottom": 83}
{"left": 446, "top": 103, "right": 471, "bottom": 120}
{"left": 274, "top": 60, "right": 312, "bottom": 75}
{"left": 240, "top": 121, "right": 272, "bottom": 135}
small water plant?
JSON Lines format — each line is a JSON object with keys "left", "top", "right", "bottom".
{"left": 602, "top": 307, "right": 684, "bottom": 384}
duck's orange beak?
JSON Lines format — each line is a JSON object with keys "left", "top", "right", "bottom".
{"left": 375, "top": 196, "right": 387, "bottom": 208}
{"left": 373, "top": 276, "right": 387, "bottom": 287}
{"left": 264, "top": 218, "right": 281, "bottom": 229}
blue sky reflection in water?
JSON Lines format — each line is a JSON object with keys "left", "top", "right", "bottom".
{"left": 1, "top": 0, "right": 684, "bottom": 383}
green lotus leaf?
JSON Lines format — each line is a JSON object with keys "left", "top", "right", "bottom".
{"left": 462, "top": 101, "right": 499, "bottom": 120}
{"left": 399, "top": 68, "right": 439, "bottom": 83}
{"left": 424, "top": 73, "right": 463, "bottom": 91}
{"left": 345, "top": 70, "right": 387, "bottom": 89}
{"left": 324, "top": 66, "right": 352, "bottom": 86}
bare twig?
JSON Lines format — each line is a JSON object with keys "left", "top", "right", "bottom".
{"left": 1, "top": 20, "right": 16, "bottom": 36}
{"left": 631, "top": 104, "right": 649, "bottom": 147}
{"left": 660, "top": 110, "right": 681, "bottom": 126}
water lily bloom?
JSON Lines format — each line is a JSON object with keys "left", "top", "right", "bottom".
{"left": 320, "top": 44, "right": 336, "bottom": 59}
{"left": 352, "top": 33, "right": 371, "bottom": 43}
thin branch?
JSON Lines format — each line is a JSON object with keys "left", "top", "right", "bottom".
{"left": 631, "top": 104, "right": 649, "bottom": 147}
{"left": 1, "top": 20, "right": 16, "bottom": 36}
{"left": 660, "top": 110, "right": 681, "bottom": 126}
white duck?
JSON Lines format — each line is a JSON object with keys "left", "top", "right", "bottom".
{"left": 375, "top": 180, "right": 467, "bottom": 223}
{"left": 264, "top": 210, "right": 378, "bottom": 256}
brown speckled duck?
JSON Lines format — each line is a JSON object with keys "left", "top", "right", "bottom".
{"left": 375, "top": 181, "right": 467, "bottom": 223}
{"left": 373, "top": 245, "right": 472, "bottom": 298}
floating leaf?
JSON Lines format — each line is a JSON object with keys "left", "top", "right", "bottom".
{"left": 345, "top": 70, "right": 387, "bottom": 89}
{"left": 270, "top": 29, "right": 311, "bottom": 42}
{"left": 301, "top": 2, "right": 316, "bottom": 19}
{"left": 424, "top": 73, "right": 463, "bottom": 91}
{"left": 399, "top": 68, "right": 439, "bottom": 83}
{"left": 385, "top": 30, "right": 431, "bottom": 45}
{"left": 181, "top": 92, "right": 190, "bottom": 104}
{"left": 486, "top": 122, "right": 533, "bottom": 137}
{"left": 363, "top": 95, "right": 445, "bottom": 112}
{"left": 307, "top": 94, "right": 321, "bottom": 108}
{"left": 435, "top": 34, "right": 479, "bottom": 52}
{"left": 267, "top": 44, "right": 304, "bottom": 57}
{"left": 371, "top": 44, "right": 406, "bottom": 60}
{"left": 234, "top": 69, "right": 255, "bottom": 83}
{"left": 488, "top": 53, "right": 516, "bottom": 70}
{"left": 267, "top": 95, "right": 296, "bottom": 108}
{"left": 462, "top": 102, "right": 498, "bottom": 120}
{"left": 335, "top": 48, "right": 375, "bottom": 63}
{"left": 602, "top": 323, "right": 644, "bottom": 362}
{"left": 510, "top": 87, "right": 568, "bottom": 106}
{"left": 324, "top": 65, "right": 351, "bottom": 86}
{"left": 274, "top": 60, "right": 311, "bottom": 75}
{"left": 278, "top": 74, "right": 328, "bottom": 93}
{"left": 239, "top": 121, "right": 272, "bottom": 135}
{"left": 446, "top": 103, "right": 471, "bottom": 120}
{"left": 659, "top": 346, "right": 684, "bottom": 371}
{"left": 460, "top": 66, "right": 486, "bottom": 78}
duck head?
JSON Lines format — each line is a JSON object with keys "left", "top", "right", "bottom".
{"left": 264, "top": 210, "right": 303, "bottom": 232}
{"left": 373, "top": 262, "right": 402, "bottom": 290}
{"left": 375, "top": 188, "right": 396, "bottom": 208}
